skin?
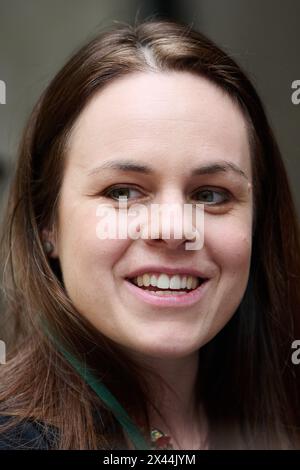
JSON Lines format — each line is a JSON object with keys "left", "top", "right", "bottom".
{"left": 45, "top": 71, "right": 253, "bottom": 448}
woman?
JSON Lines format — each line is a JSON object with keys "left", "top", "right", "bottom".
{"left": 0, "top": 18, "right": 300, "bottom": 450}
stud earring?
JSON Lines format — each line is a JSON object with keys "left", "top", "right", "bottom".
{"left": 43, "top": 240, "right": 54, "bottom": 254}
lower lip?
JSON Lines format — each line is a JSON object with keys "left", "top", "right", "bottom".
{"left": 124, "top": 279, "right": 210, "bottom": 308}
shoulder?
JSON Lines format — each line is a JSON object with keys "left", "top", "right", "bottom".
{"left": 0, "top": 414, "right": 58, "bottom": 450}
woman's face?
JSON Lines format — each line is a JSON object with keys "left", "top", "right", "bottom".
{"left": 49, "top": 71, "right": 253, "bottom": 359}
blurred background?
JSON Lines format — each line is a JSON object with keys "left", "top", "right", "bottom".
{"left": 0, "top": 0, "right": 299, "bottom": 217}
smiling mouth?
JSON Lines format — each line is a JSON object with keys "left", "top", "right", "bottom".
{"left": 126, "top": 277, "right": 207, "bottom": 295}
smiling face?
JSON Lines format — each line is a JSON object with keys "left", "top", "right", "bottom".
{"left": 48, "top": 71, "right": 253, "bottom": 359}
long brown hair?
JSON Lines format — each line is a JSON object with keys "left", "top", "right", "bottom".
{"left": 1, "top": 18, "right": 300, "bottom": 449}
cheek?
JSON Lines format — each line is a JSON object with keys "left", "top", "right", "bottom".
{"left": 199, "top": 216, "right": 252, "bottom": 343}
{"left": 204, "top": 215, "right": 252, "bottom": 317}
{"left": 204, "top": 213, "right": 252, "bottom": 274}
{"left": 57, "top": 205, "right": 130, "bottom": 285}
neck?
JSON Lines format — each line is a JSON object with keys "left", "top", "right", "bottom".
{"left": 147, "top": 353, "right": 199, "bottom": 416}
{"left": 126, "top": 350, "right": 207, "bottom": 449}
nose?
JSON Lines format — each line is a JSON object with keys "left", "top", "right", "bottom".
{"left": 137, "top": 191, "right": 203, "bottom": 251}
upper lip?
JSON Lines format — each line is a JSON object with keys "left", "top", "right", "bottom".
{"left": 125, "top": 265, "right": 210, "bottom": 280}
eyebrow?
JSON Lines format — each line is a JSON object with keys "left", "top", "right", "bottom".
{"left": 87, "top": 159, "right": 249, "bottom": 180}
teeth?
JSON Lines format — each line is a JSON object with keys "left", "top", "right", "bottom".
{"left": 186, "top": 276, "right": 193, "bottom": 289}
{"left": 142, "top": 273, "right": 150, "bottom": 287}
{"left": 169, "top": 275, "right": 181, "bottom": 290}
{"left": 157, "top": 273, "right": 171, "bottom": 289}
{"left": 145, "top": 290, "right": 187, "bottom": 296}
{"left": 132, "top": 272, "right": 200, "bottom": 290}
{"left": 191, "top": 277, "right": 198, "bottom": 289}
{"left": 181, "top": 275, "right": 187, "bottom": 289}
{"left": 150, "top": 274, "right": 157, "bottom": 287}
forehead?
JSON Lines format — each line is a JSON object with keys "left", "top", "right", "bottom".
{"left": 65, "top": 71, "right": 251, "bottom": 178}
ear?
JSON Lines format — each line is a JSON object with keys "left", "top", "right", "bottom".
{"left": 41, "top": 227, "right": 59, "bottom": 258}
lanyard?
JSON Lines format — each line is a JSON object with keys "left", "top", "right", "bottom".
{"left": 42, "top": 321, "right": 150, "bottom": 450}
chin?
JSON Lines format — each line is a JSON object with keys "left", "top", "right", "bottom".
{"left": 132, "top": 341, "right": 201, "bottom": 359}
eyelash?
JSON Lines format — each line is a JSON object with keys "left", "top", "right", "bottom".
{"left": 102, "top": 185, "right": 232, "bottom": 206}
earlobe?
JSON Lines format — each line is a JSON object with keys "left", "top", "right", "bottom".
{"left": 41, "top": 228, "right": 59, "bottom": 258}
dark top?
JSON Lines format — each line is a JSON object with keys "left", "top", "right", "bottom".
{"left": 0, "top": 413, "right": 130, "bottom": 450}
{"left": 0, "top": 415, "right": 58, "bottom": 450}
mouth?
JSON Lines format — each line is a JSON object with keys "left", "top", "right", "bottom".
{"left": 125, "top": 276, "right": 208, "bottom": 296}
{"left": 123, "top": 276, "right": 210, "bottom": 308}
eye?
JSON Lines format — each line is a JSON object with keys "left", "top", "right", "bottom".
{"left": 103, "top": 185, "right": 143, "bottom": 201}
{"left": 192, "top": 188, "right": 231, "bottom": 205}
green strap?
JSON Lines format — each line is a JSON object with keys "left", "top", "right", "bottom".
{"left": 42, "top": 322, "right": 150, "bottom": 450}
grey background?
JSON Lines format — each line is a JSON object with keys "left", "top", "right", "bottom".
{"left": 0, "top": 0, "right": 299, "bottom": 216}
